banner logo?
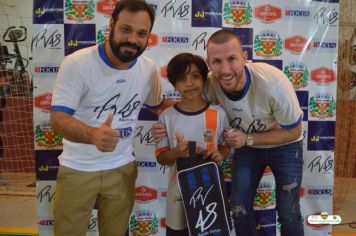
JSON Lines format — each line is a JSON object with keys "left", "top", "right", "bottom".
{"left": 284, "top": 35, "right": 310, "bottom": 54}
{"left": 306, "top": 212, "right": 340, "bottom": 229}
{"left": 129, "top": 210, "right": 159, "bottom": 236}
{"left": 32, "top": 28, "right": 63, "bottom": 50}
{"left": 34, "top": 93, "right": 52, "bottom": 112}
{"left": 311, "top": 67, "right": 336, "bottom": 84}
{"left": 161, "top": 34, "right": 190, "bottom": 48}
{"left": 136, "top": 160, "right": 158, "bottom": 171}
{"left": 38, "top": 219, "right": 55, "bottom": 227}
{"left": 307, "top": 212, "right": 341, "bottom": 225}
{"left": 33, "top": 1, "right": 64, "bottom": 24}
{"left": 309, "top": 92, "right": 335, "bottom": 119}
{"left": 307, "top": 154, "right": 333, "bottom": 174}
{"left": 34, "top": 67, "right": 59, "bottom": 73}
{"left": 223, "top": 0, "right": 252, "bottom": 26}
{"left": 35, "top": 8, "right": 45, "bottom": 16}
{"left": 254, "top": 182, "right": 276, "bottom": 209}
{"left": 65, "top": 0, "right": 95, "bottom": 22}
{"left": 284, "top": 62, "right": 309, "bottom": 89}
{"left": 147, "top": 33, "right": 158, "bottom": 48}
{"left": 35, "top": 121, "right": 63, "bottom": 148}
{"left": 64, "top": 24, "right": 96, "bottom": 55}
{"left": 96, "top": 0, "right": 118, "bottom": 17}
{"left": 306, "top": 187, "right": 333, "bottom": 198}
{"left": 285, "top": 9, "right": 310, "bottom": 17}
{"left": 254, "top": 30, "right": 282, "bottom": 58}
{"left": 254, "top": 4, "right": 282, "bottom": 23}
{"left": 161, "top": 0, "right": 190, "bottom": 20}
{"left": 221, "top": 158, "right": 232, "bottom": 181}
{"left": 307, "top": 121, "right": 335, "bottom": 151}
{"left": 313, "top": 7, "right": 338, "bottom": 26}
{"left": 160, "top": 218, "right": 166, "bottom": 228}
{"left": 313, "top": 41, "right": 337, "bottom": 49}
{"left": 96, "top": 26, "right": 109, "bottom": 44}
{"left": 135, "top": 186, "right": 158, "bottom": 203}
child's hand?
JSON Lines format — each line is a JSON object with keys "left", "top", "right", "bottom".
{"left": 174, "top": 133, "right": 189, "bottom": 158}
{"left": 204, "top": 148, "right": 224, "bottom": 162}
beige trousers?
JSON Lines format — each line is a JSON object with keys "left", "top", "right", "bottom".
{"left": 53, "top": 161, "right": 137, "bottom": 236}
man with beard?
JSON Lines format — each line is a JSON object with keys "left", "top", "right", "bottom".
{"left": 50, "top": 1, "right": 170, "bottom": 235}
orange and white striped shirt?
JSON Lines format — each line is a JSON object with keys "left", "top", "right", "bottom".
{"left": 156, "top": 102, "right": 229, "bottom": 230}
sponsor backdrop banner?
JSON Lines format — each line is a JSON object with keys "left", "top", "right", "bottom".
{"left": 32, "top": 0, "right": 338, "bottom": 235}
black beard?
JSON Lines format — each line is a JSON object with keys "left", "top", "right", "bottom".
{"left": 109, "top": 34, "right": 145, "bottom": 63}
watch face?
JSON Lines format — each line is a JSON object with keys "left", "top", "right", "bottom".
{"left": 247, "top": 135, "right": 254, "bottom": 146}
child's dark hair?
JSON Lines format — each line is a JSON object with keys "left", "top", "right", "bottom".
{"left": 167, "top": 53, "right": 209, "bottom": 86}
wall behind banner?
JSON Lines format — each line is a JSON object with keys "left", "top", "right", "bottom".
{"left": 32, "top": 0, "right": 338, "bottom": 235}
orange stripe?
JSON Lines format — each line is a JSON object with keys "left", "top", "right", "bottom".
{"left": 205, "top": 108, "right": 218, "bottom": 150}
{"left": 155, "top": 146, "right": 170, "bottom": 157}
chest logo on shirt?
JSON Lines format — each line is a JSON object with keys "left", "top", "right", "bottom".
{"left": 94, "top": 93, "right": 141, "bottom": 119}
{"left": 203, "top": 129, "right": 215, "bottom": 143}
{"left": 232, "top": 107, "right": 243, "bottom": 112}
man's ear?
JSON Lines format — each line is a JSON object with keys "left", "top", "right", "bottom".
{"left": 205, "top": 57, "right": 211, "bottom": 69}
{"left": 243, "top": 50, "right": 248, "bottom": 63}
{"left": 109, "top": 18, "right": 114, "bottom": 32}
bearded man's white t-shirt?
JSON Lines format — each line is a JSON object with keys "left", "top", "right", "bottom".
{"left": 51, "top": 44, "right": 162, "bottom": 171}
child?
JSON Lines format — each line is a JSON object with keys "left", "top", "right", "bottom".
{"left": 155, "top": 53, "right": 230, "bottom": 236}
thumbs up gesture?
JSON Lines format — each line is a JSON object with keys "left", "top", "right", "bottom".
{"left": 92, "top": 113, "right": 120, "bottom": 152}
{"left": 174, "top": 133, "right": 189, "bottom": 158}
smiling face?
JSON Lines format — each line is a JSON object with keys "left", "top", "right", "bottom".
{"left": 207, "top": 37, "right": 248, "bottom": 93}
{"left": 108, "top": 9, "right": 152, "bottom": 64}
{"left": 174, "top": 63, "right": 205, "bottom": 103}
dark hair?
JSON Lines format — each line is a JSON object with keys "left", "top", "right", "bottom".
{"left": 207, "top": 29, "right": 242, "bottom": 46}
{"left": 167, "top": 53, "right": 209, "bottom": 86}
{"left": 111, "top": 0, "right": 156, "bottom": 31}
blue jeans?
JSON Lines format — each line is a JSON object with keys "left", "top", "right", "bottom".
{"left": 230, "top": 141, "right": 304, "bottom": 236}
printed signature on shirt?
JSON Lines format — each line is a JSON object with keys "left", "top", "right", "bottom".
{"left": 94, "top": 93, "right": 141, "bottom": 119}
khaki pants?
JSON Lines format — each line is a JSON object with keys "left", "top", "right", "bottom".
{"left": 53, "top": 161, "right": 137, "bottom": 236}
